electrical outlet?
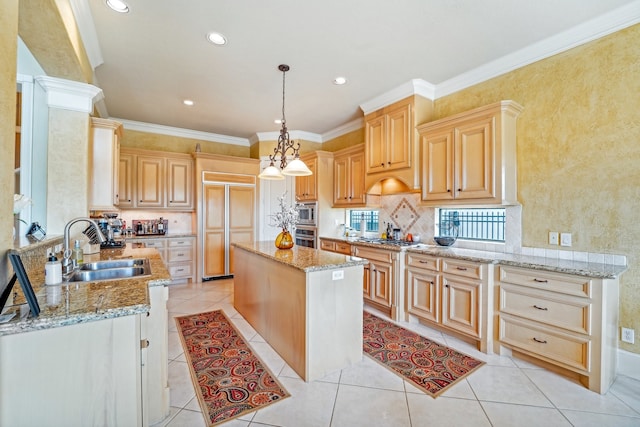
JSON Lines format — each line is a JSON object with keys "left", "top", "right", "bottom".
{"left": 548, "top": 232, "right": 559, "bottom": 245}
{"left": 622, "top": 327, "right": 635, "bottom": 344}
{"left": 332, "top": 270, "right": 344, "bottom": 280}
{"left": 560, "top": 232, "right": 572, "bottom": 247}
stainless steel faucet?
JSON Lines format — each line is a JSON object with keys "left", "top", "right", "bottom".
{"left": 62, "top": 217, "right": 106, "bottom": 274}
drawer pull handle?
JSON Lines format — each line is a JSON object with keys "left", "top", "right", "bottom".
{"left": 419, "top": 260, "right": 430, "bottom": 264}
{"left": 176, "top": 269, "right": 184, "bottom": 272}
{"left": 532, "top": 337, "right": 547, "bottom": 344}
{"left": 533, "top": 305, "right": 548, "bottom": 311}
{"left": 533, "top": 278, "right": 548, "bottom": 283}
{"left": 456, "top": 267, "right": 468, "bottom": 271}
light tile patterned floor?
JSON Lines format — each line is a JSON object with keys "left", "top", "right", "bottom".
{"left": 153, "top": 279, "right": 640, "bottom": 427}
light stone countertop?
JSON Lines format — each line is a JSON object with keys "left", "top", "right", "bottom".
{"left": 126, "top": 233, "right": 196, "bottom": 239}
{"left": 1, "top": 246, "right": 171, "bottom": 337}
{"left": 233, "top": 241, "right": 368, "bottom": 273}
{"left": 320, "top": 236, "right": 627, "bottom": 279}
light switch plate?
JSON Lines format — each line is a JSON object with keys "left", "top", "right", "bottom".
{"left": 560, "top": 233, "right": 572, "bottom": 247}
{"left": 549, "top": 232, "right": 559, "bottom": 245}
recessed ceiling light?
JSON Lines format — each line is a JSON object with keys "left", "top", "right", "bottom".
{"left": 206, "top": 32, "right": 227, "bottom": 46}
{"left": 106, "top": 0, "right": 129, "bottom": 13}
{"left": 333, "top": 76, "right": 347, "bottom": 85}
{"left": 183, "top": 99, "right": 194, "bottom": 106}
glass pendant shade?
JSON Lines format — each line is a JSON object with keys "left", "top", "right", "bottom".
{"left": 258, "top": 163, "right": 285, "bottom": 180}
{"left": 282, "top": 157, "right": 312, "bottom": 176}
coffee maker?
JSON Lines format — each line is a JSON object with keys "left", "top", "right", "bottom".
{"left": 98, "top": 213, "right": 126, "bottom": 248}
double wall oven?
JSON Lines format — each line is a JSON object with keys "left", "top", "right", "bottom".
{"left": 295, "top": 202, "right": 317, "bottom": 248}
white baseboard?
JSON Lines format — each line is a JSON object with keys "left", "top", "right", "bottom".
{"left": 618, "top": 349, "right": 640, "bottom": 381}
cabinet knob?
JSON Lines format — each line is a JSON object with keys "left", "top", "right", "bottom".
{"left": 445, "top": 284, "right": 449, "bottom": 288}
{"left": 447, "top": 189, "right": 451, "bottom": 192}
{"left": 457, "top": 188, "right": 462, "bottom": 192}
{"left": 139, "top": 200, "right": 143, "bottom": 202}
{"left": 380, "top": 163, "right": 384, "bottom": 167}
{"left": 387, "top": 161, "right": 391, "bottom": 165}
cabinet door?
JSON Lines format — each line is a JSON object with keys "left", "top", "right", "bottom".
{"left": 370, "top": 260, "right": 393, "bottom": 308}
{"left": 455, "top": 117, "right": 494, "bottom": 199}
{"left": 118, "top": 154, "right": 135, "bottom": 207}
{"left": 203, "top": 184, "right": 226, "bottom": 277}
{"left": 349, "top": 151, "right": 366, "bottom": 204}
{"left": 365, "top": 115, "right": 386, "bottom": 172}
{"left": 333, "top": 155, "right": 349, "bottom": 206}
{"left": 363, "top": 264, "right": 371, "bottom": 299}
{"left": 89, "top": 120, "right": 121, "bottom": 210}
{"left": 137, "top": 156, "right": 165, "bottom": 208}
{"left": 295, "top": 157, "right": 317, "bottom": 201}
{"left": 406, "top": 268, "right": 440, "bottom": 323}
{"left": 228, "top": 186, "right": 255, "bottom": 274}
{"left": 421, "top": 129, "right": 455, "bottom": 201}
{"left": 320, "top": 239, "right": 336, "bottom": 252}
{"left": 386, "top": 103, "right": 411, "bottom": 170}
{"left": 441, "top": 275, "right": 481, "bottom": 338}
{"left": 167, "top": 158, "right": 193, "bottom": 209}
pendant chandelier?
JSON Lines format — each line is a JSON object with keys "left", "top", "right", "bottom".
{"left": 258, "top": 64, "right": 312, "bottom": 180}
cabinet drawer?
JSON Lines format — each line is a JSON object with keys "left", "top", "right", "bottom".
{"left": 168, "top": 238, "right": 194, "bottom": 248}
{"left": 500, "top": 284, "right": 591, "bottom": 335}
{"left": 335, "top": 242, "right": 352, "bottom": 255}
{"left": 499, "top": 314, "right": 590, "bottom": 373}
{"left": 499, "top": 266, "right": 591, "bottom": 298}
{"left": 353, "top": 246, "right": 395, "bottom": 263}
{"left": 442, "top": 258, "right": 484, "bottom": 280}
{"left": 168, "top": 262, "right": 193, "bottom": 278}
{"left": 167, "top": 248, "right": 193, "bottom": 263}
{"left": 140, "top": 239, "right": 167, "bottom": 249}
{"left": 320, "top": 240, "right": 336, "bottom": 252}
{"left": 406, "top": 253, "right": 439, "bottom": 271}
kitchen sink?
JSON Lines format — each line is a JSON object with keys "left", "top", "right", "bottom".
{"left": 67, "top": 258, "right": 151, "bottom": 282}
{"left": 80, "top": 258, "right": 149, "bottom": 271}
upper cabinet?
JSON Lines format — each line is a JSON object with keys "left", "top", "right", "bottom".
{"left": 119, "top": 148, "right": 194, "bottom": 211}
{"left": 333, "top": 144, "right": 365, "bottom": 207}
{"left": 294, "top": 154, "right": 318, "bottom": 201}
{"left": 364, "top": 95, "right": 433, "bottom": 193}
{"left": 417, "top": 101, "right": 523, "bottom": 205}
{"left": 89, "top": 118, "right": 123, "bottom": 211}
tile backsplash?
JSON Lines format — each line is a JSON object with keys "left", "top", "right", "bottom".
{"left": 376, "top": 193, "right": 626, "bottom": 266}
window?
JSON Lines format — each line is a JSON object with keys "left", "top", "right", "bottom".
{"left": 349, "top": 210, "right": 379, "bottom": 232}
{"left": 437, "top": 208, "right": 506, "bottom": 242}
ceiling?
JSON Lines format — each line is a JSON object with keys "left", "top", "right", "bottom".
{"left": 80, "top": 0, "right": 638, "bottom": 142}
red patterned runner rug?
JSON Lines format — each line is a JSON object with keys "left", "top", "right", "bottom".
{"left": 175, "top": 310, "right": 290, "bottom": 426}
{"left": 363, "top": 311, "right": 485, "bottom": 398}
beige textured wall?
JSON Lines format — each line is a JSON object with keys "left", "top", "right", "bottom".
{"left": 0, "top": 0, "right": 19, "bottom": 284}
{"left": 121, "top": 129, "right": 250, "bottom": 157}
{"left": 321, "top": 128, "right": 365, "bottom": 152}
{"left": 435, "top": 24, "right": 640, "bottom": 354}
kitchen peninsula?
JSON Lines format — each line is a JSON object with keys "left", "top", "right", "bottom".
{"left": 233, "top": 242, "right": 367, "bottom": 381}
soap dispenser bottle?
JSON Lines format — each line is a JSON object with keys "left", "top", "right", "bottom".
{"left": 45, "top": 254, "right": 62, "bottom": 285}
{"left": 73, "top": 239, "right": 83, "bottom": 266}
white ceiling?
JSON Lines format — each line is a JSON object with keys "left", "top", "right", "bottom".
{"left": 78, "top": 0, "right": 639, "bottom": 142}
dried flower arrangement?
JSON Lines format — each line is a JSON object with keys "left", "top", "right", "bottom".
{"left": 269, "top": 192, "right": 301, "bottom": 232}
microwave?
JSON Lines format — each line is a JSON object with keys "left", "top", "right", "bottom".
{"left": 298, "top": 202, "right": 317, "bottom": 226}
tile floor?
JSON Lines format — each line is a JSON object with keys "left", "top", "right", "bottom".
{"left": 154, "top": 279, "right": 640, "bottom": 427}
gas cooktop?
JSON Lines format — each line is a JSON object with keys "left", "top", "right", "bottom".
{"left": 355, "top": 238, "right": 418, "bottom": 247}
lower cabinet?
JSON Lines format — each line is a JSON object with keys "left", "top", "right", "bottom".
{"left": 129, "top": 236, "right": 196, "bottom": 282}
{"left": 145, "top": 285, "right": 170, "bottom": 425}
{"left": 0, "top": 315, "right": 145, "bottom": 427}
{"left": 406, "top": 252, "right": 492, "bottom": 352}
{"left": 496, "top": 265, "right": 619, "bottom": 394}
{"left": 319, "top": 238, "right": 352, "bottom": 255}
{"left": 354, "top": 245, "right": 403, "bottom": 321}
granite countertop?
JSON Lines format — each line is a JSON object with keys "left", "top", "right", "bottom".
{"left": 126, "top": 233, "right": 196, "bottom": 239}
{"left": 233, "top": 241, "right": 368, "bottom": 273}
{"left": 320, "top": 236, "right": 626, "bottom": 279}
{"left": 1, "top": 246, "right": 172, "bottom": 337}
{"left": 319, "top": 236, "right": 407, "bottom": 252}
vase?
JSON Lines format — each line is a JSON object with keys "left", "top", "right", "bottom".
{"left": 275, "top": 229, "right": 294, "bottom": 249}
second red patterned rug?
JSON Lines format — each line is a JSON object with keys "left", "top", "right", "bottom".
{"left": 175, "top": 310, "right": 289, "bottom": 426}
{"left": 363, "top": 311, "right": 485, "bottom": 398}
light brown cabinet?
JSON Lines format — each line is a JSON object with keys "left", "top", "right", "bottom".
{"left": 333, "top": 144, "right": 365, "bottom": 207}
{"left": 364, "top": 95, "right": 433, "bottom": 193}
{"left": 89, "top": 118, "right": 122, "bottom": 210}
{"left": 319, "top": 238, "right": 352, "bottom": 255}
{"left": 497, "top": 265, "right": 619, "bottom": 394}
{"left": 418, "top": 100, "right": 523, "bottom": 204}
{"left": 295, "top": 155, "right": 317, "bottom": 201}
{"left": 406, "top": 252, "right": 491, "bottom": 351}
{"left": 119, "top": 149, "right": 194, "bottom": 210}
{"left": 353, "top": 245, "right": 402, "bottom": 319}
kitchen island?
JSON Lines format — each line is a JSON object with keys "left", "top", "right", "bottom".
{"left": 233, "top": 242, "right": 367, "bottom": 381}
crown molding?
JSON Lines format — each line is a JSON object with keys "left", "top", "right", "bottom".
{"left": 252, "top": 130, "right": 323, "bottom": 144}
{"left": 359, "top": 79, "right": 436, "bottom": 115}
{"left": 435, "top": 0, "right": 640, "bottom": 98}
{"left": 34, "top": 76, "right": 103, "bottom": 113}
{"left": 115, "top": 118, "right": 251, "bottom": 146}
